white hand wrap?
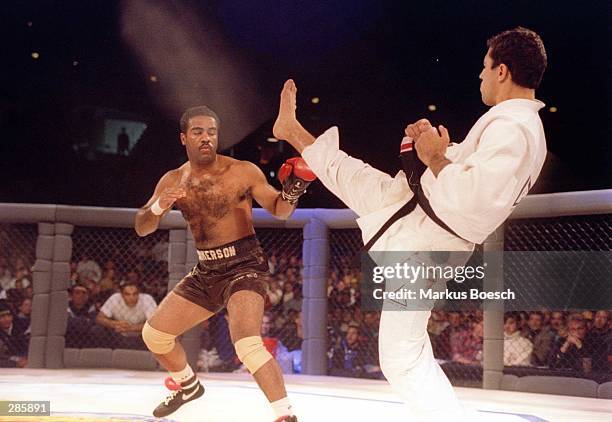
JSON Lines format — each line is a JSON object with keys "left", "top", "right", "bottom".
{"left": 150, "top": 198, "right": 166, "bottom": 216}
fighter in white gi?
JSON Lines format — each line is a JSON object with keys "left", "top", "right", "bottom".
{"left": 272, "top": 27, "right": 547, "bottom": 420}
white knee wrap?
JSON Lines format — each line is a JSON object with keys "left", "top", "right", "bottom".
{"left": 142, "top": 321, "right": 176, "bottom": 354}
{"left": 235, "top": 336, "right": 272, "bottom": 374}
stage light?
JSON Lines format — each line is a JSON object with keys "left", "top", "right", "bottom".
{"left": 311, "top": 97, "right": 320, "bottom": 104}
{"left": 428, "top": 104, "right": 436, "bottom": 111}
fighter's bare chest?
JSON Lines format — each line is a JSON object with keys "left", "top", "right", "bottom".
{"left": 175, "top": 175, "right": 250, "bottom": 219}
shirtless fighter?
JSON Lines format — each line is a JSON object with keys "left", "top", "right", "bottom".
{"left": 135, "top": 106, "right": 315, "bottom": 421}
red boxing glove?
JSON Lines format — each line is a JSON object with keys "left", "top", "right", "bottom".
{"left": 278, "top": 157, "right": 316, "bottom": 204}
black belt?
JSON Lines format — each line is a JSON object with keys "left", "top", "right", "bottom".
{"left": 361, "top": 168, "right": 468, "bottom": 252}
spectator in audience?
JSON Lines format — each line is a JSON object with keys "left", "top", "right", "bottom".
{"left": 435, "top": 311, "right": 463, "bottom": 360}
{"left": 361, "top": 311, "right": 380, "bottom": 364}
{"left": 582, "top": 310, "right": 594, "bottom": 330}
{"left": 0, "top": 300, "right": 28, "bottom": 367}
{"left": 69, "top": 260, "right": 80, "bottom": 284}
{"left": 260, "top": 312, "right": 301, "bottom": 374}
{"left": 278, "top": 309, "right": 303, "bottom": 356}
{"left": 24, "top": 285, "right": 33, "bottom": 300}
{"left": 151, "top": 239, "right": 169, "bottom": 263}
{"left": 549, "top": 311, "right": 568, "bottom": 341}
{"left": 0, "top": 257, "right": 12, "bottom": 291}
{"left": 122, "top": 269, "right": 142, "bottom": 287}
{"left": 15, "top": 297, "right": 32, "bottom": 333}
{"left": 451, "top": 320, "right": 483, "bottom": 365}
{"left": 266, "top": 279, "right": 283, "bottom": 309}
{"left": 76, "top": 254, "right": 102, "bottom": 283}
{"left": 98, "top": 268, "right": 117, "bottom": 293}
{"left": 522, "top": 311, "right": 552, "bottom": 366}
{"left": 280, "top": 280, "right": 295, "bottom": 305}
{"left": 587, "top": 310, "right": 609, "bottom": 372}
{"left": 518, "top": 311, "right": 529, "bottom": 331}
{"left": 6, "top": 267, "right": 31, "bottom": 290}
{"left": 549, "top": 314, "right": 596, "bottom": 373}
{"left": 330, "top": 324, "right": 367, "bottom": 377}
{"left": 208, "top": 311, "right": 239, "bottom": 372}
{"left": 428, "top": 310, "right": 449, "bottom": 337}
{"left": 95, "top": 281, "right": 156, "bottom": 349}
{"left": 504, "top": 313, "right": 533, "bottom": 366}
{"left": 66, "top": 283, "right": 97, "bottom": 348}
{"left": 282, "top": 284, "right": 303, "bottom": 313}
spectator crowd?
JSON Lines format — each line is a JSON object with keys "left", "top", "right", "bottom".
{"left": 2, "top": 231, "right": 610, "bottom": 384}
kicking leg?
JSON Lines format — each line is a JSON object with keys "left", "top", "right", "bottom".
{"left": 273, "top": 79, "right": 315, "bottom": 154}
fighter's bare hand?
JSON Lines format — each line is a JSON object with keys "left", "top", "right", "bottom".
{"left": 415, "top": 125, "right": 450, "bottom": 167}
{"left": 405, "top": 119, "right": 433, "bottom": 140}
{"left": 157, "top": 187, "right": 187, "bottom": 210}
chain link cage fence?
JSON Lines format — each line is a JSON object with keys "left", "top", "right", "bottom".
{"left": 503, "top": 214, "right": 611, "bottom": 383}
{"left": 197, "top": 228, "right": 305, "bottom": 374}
{"left": 328, "top": 229, "right": 485, "bottom": 386}
{"left": 0, "top": 223, "right": 37, "bottom": 366}
{"left": 67, "top": 226, "right": 168, "bottom": 350}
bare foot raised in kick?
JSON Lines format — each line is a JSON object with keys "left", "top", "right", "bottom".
{"left": 273, "top": 79, "right": 315, "bottom": 153}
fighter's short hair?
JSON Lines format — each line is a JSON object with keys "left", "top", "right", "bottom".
{"left": 487, "top": 27, "right": 547, "bottom": 89}
{"left": 180, "top": 106, "right": 220, "bottom": 133}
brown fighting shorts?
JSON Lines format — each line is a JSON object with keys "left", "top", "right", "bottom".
{"left": 173, "top": 235, "right": 269, "bottom": 313}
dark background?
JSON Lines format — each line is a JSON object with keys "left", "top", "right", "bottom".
{"left": 1, "top": 0, "right": 610, "bottom": 209}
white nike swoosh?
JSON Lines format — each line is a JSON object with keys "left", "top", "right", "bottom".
{"left": 182, "top": 386, "right": 200, "bottom": 401}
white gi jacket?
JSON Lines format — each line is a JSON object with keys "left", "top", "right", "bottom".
{"left": 301, "top": 99, "right": 547, "bottom": 252}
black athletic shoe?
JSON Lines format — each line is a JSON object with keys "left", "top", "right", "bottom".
{"left": 274, "top": 416, "right": 298, "bottom": 422}
{"left": 153, "top": 375, "right": 205, "bottom": 418}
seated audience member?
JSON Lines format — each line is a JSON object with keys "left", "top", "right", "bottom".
{"left": 98, "top": 268, "right": 117, "bottom": 293}
{"left": 0, "top": 257, "right": 12, "bottom": 291}
{"left": 0, "top": 300, "right": 28, "bottom": 367}
{"left": 266, "top": 279, "right": 283, "bottom": 309}
{"left": 549, "top": 311, "right": 568, "bottom": 342}
{"left": 436, "top": 311, "right": 463, "bottom": 360}
{"left": 587, "top": 310, "right": 609, "bottom": 372}
{"left": 451, "top": 320, "right": 483, "bottom": 365}
{"left": 208, "top": 312, "right": 238, "bottom": 371}
{"left": 236, "top": 312, "right": 302, "bottom": 374}
{"left": 94, "top": 281, "right": 156, "bottom": 349}
{"left": 66, "top": 283, "right": 97, "bottom": 348}
{"left": 549, "top": 314, "right": 596, "bottom": 373}
{"left": 522, "top": 311, "right": 552, "bottom": 366}
{"left": 504, "top": 313, "right": 533, "bottom": 366}
{"left": 76, "top": 254, "right": 102, "bottom": 283}
{"left": 282, "top": 284, "right": 303, "bottom": 313}
{"left": 361, "top": 311, "right": 380, "bottom": 364}
{"left": 14, "top": 297, "right": 32, "bottom": 333}
{"left": 330, "top": 324, "right": 367, "bottom": 377}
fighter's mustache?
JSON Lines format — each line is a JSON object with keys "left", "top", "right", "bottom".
{"left": 199, "top": 142, "right": 214, "bottom": 150}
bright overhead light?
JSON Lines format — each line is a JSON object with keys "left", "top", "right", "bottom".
{"left": 311, "top": 97, "right": 320, "bottom": 104}
{"left": 266, "top": 137, "right": 279, "bottom": 143}
{"left": 31, "top": 52, "right": 40, "bottom": 59}
{"left": 428, "top": 104, "right": 437, "bottom": 112}
{"left": 149, "top": 75, "right": 158, "bottom": 82}
{"left": 549, "top": 106, "right": 558, "bottom": 113}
